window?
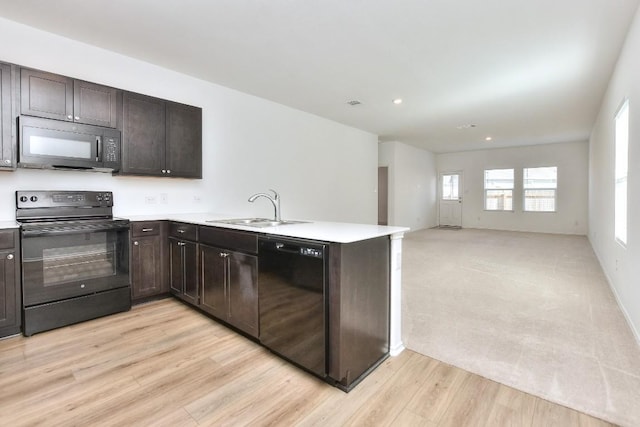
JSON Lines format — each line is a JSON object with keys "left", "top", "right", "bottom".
{"left": 484, "top": 169, "right": 514, "bottom": 210}
{"left": 524, "top": 167, "right": 557, "bottom": 212}
{"left": 442, "top": 174, "right": 459, "bottom": 200}
{"left": 615, "top": 99, "right": 629, "bottom": 245}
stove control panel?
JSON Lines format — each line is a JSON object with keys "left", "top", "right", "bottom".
{"left": 16, "top": 191, "right": 114, "bottom": 209}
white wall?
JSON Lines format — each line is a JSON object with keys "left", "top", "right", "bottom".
{"left": 378, "top": 141, "right": 436, "bottom": 231}
{"left": 436, "top": 141, "right": 589, "bottom": 234}
{"left": 0, "top": 18, "right": 378, "bottom": 224}
{"left": 589, "top": 5, "right": 640, "bottom": 341}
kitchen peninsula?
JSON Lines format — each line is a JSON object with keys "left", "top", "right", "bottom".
{"left": 127, "top": 213, "right": 408, "bottom": 390}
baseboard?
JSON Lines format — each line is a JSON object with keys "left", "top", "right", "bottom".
{"left": 588, "top": 235, "right": 640, "bottom": 346}
{"left": 390, "top": 343, "right": 405, "bottom": 356}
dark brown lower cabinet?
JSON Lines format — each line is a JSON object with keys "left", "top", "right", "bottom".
{"left": 130, "top": 221, "right": 168, "bottom": 301}
{"left": 0, "top": 229, "right": 20, "bottom": 338}
{"left": 328, "top": 236, "right": 390, "bottom": 390}
{"left": 199, "top": 244, "right": 258, "bottom": 337}
{"left": 169, "top": 238, "right": 199, "bottom": 305}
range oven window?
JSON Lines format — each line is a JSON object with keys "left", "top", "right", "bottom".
{"left": 41, "top": 241, "right": 116, "bottom": 286}
{"left": 22, "top": 227, "right": 129, "bottom": 306}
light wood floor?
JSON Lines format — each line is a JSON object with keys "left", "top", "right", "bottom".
{"left": 0, "top": 299, "right": 614, "bottom": 427}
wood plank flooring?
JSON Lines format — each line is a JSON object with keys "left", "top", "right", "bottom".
{"left": 0, "top": 299, "right": 614, "bottom": 426}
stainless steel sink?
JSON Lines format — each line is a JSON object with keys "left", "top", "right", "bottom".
{"left": 206, "top": 218, "right": 309, "bottom": 228}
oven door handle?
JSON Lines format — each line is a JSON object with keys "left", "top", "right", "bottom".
{"left": 22, "top": 223, "right": 130, "bottom": 237}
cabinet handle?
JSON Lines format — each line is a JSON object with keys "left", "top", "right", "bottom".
{"left": 167, "top": 170, "right": 171, "bottom": 174}
{"left": 75, "top": 116, "right": 80, "bottom": 121}
{"left": 178, "top": 242, "right": 186, "bottom": 246}
{"left": 162, "top": 170, "right": 166, "bottom": 174}
{"left": 133, "top": 241, "right": 139, "bottom": 246}
{"left": 4, "top": 159, "right": 10, "bottom": 164}
{"left": 219, "top": 252, "right": 229, "bottom": 258}
{"left": 67, "top": 115, "right": 73, "bottom": 120}
{"left": 6, "top": 254, "right": 13, "bottom": 260}
{"left": 142, "top": 228, "right": 154, "bottom": 232}
{"left": 177, "top": 229, "right": 185, "bottom": 234}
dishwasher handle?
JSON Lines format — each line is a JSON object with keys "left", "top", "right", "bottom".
{"left": 274, "top": 242, "right": 301, "bottom": 254}
{"left": 260, "top": 238, "right": 326, "bottom": 259}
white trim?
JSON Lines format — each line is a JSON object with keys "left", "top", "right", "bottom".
{"left": 589, "top": 236, "right": 640, "bottom": 345}
{"left": 389, "top": 233, "right": 405, "bottom": 356}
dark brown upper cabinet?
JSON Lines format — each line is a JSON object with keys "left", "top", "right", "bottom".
{"left": 20, "top": 68, "right": 119, "bottom": 128}
{"left": 166, "top": 101, "right": 202, "bottom": 179}
{"left": 121, "top": 91, "right": 202, "bottom": 178}
{"left": 121, "top": 92, "right": 165, "bottom": 175}
{"left": 0, "top": 62, "right": 17, "bottom": 170}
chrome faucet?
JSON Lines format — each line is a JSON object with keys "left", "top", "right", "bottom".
{"left": 248, "top": 189, "right": 281, "bottom": 221}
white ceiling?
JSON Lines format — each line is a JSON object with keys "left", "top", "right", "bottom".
{"left": 0, "top": 0, "right": 638, "bottom": 153}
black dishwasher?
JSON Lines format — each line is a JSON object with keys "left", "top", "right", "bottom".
{"left": 258, "top": 236, "right": 328, "bottom": 378}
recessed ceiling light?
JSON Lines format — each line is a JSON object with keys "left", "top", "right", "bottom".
{"left": 346, "top": 100, "right": 362, "bottom": 106}
{"left": 485, "top": 136, "right": 493, "bottom": 141}
{"left": 393, "top": 98, "right": 403, "bottom": 105}
{"left": 456, "top": 124, "right": 477, "bottom": 129}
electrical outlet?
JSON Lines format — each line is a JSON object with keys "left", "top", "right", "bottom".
{"left": 145, "top": 195, "right": 157, "bottom": 204}
{"left": 160, "top": 193, "right": 168, "bottom": 204}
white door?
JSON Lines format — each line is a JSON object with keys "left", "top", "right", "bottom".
{"left": 439, "top": 172, "right": 462, "bottom": 227}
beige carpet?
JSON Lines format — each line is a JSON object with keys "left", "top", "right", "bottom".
{"left": 402, "top": 228, "right": 640, "bottom": 427}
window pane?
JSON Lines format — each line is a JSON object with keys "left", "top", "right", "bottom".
{"left": 524, "top": 167, "right": 557, "bottom": 212}
{"left": 442, "top": 174, "right": 459, "bottom": 200}
{"left": 485, "top": 169, "right": 513, "bottom": 211}
{"left": 486, "top": 189, "right": 512, "bottom": 210}
{"left": 485, "top": 169, "right": 514, "bottom": 189}
{"left": 615, "top": 178, "right": 627, "bottom": 243}
{"left": 524, "top": 167, "right": 557, "bottom": 189}
{"left": 615, "top": 100, "right": 628, "bottom": 245}
{"left": 524, "top": 189, "right": 556, "bottom": 212}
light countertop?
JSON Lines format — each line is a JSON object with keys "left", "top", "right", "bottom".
{"left": 125, "top": 213, "right": 409, "bottom": 243}
{"left": 0, "top": 221, "right": 20, "bottom": 229}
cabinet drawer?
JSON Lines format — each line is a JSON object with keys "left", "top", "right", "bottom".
{"left": 169, "top": 222, "right": 197, "bottom": 240}
{"left": 0, "top": 229, "right": 16, "bottom": 249}
{"left": 199, "top": 226, "right": 257, "bottom": 254}
{"left": 131, "top": 221, "right": 162, "bottom": 237}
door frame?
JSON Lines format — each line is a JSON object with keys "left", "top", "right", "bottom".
{"left": 378, "top": 166, "right": 389, "bottom": 226}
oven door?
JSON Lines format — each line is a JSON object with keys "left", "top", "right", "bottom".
{"left": 21, "top": 221, "right": 130, "bottom": 306}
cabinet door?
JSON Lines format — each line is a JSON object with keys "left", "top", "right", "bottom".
{"left": 0, "top": 63, "right": 13, "bottom": 169}
{"left": 200, "top": 245, "right": 227, "bottom": 319}
{"left": 169, "top": 238, "right": 184, "bottom": 295}
{"left": 166, "top": 102, "right": 202, "bottom": 178}
{"left": 20, "top": 68, "right": 73, "bottom": 122}
{"left": 0, "top": 249, "right": 17, "bottom": 333}
{"left": 131, "top": 235, "right": 162, "bottom": 300}
{"left": 122, "top": 92, "right": 165, "bottom": 175}
{"left": 228, "top": 252, "right": 259, "bottom": 337}
{"left": 183, "top": 241, "right": 199, "bottom": 305}
{"left": 74, "top": 80, "right": 119, "bottom": 128}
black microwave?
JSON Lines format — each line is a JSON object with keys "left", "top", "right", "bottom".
{"left": 18, "top": 116, "right": 121, "bottom": 172}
